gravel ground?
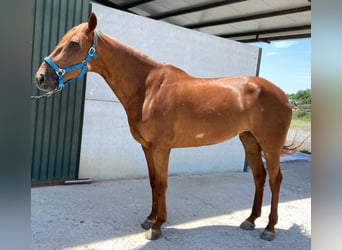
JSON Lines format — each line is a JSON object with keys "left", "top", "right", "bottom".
{"left": 32, "top": 160, "right": 311, "bottom": 250}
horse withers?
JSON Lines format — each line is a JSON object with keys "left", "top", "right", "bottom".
{"left": 35, "top": 13, "right": 300, "bottom": 241}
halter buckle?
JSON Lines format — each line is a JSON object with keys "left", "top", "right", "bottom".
{"left": 88, "top": 47, "right": 96, "bottom": 56}
{"left": 57, "top": 68, "right": 65, "bottom": 76}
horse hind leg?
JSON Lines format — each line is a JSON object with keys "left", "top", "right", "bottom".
{"left": 260, "top": 150, "right": 283, "bottom": 241}
{"left": 239, "top": 132, "right": 266, "bottom": 231}
{"left": 240, "top": 131, "right": 284, "bottom": 241}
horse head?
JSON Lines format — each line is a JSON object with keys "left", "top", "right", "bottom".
{"left": 35, "top": 13, "right": 98, "bottom": 92}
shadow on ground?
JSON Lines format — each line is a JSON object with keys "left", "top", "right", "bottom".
{"left": 139, "top": 224, "right": 310, "bottom": 250}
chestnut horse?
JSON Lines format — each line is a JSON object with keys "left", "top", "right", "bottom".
{"left": 35, "top": 13, "right": 297, "bottom": 241}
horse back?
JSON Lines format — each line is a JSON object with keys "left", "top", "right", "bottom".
{"left": 140, "top": 67, "right": 291, "bottom": 147}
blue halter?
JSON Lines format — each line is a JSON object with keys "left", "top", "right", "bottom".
{"left": 44, "top": 29, "right": 99, "bottom": 90}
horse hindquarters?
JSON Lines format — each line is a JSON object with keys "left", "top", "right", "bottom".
{"left": 239, "top": 80, "right": 291, "bottom": 240}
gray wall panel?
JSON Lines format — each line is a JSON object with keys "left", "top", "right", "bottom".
{"left": 79, "top": 3, "right": 261, "bottom": 180}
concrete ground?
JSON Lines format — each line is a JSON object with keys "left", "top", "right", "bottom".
{"left": 32, "top": 159, "right": 311, "bottom": 250}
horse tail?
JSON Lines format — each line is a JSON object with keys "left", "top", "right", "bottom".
{"left": 281, "top": 131, "right": 309, "bottom": 156}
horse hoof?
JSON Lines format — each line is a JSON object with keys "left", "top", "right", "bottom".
{"left": 260, "top": 230, "right": 275, "bottom": 241}
{"left": 240, "top": 220, "right": 255, "bottom": 231}
{"left": 145, "top": 229, "right": 162, "bottom": 240}
{"left": 141, "top": 219, "right": 156, "bottom": 230}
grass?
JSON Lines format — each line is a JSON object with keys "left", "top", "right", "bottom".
{"left": 290, "top": 110, "right": 311, "bottom": 132}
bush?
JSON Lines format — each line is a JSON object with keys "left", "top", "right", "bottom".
{"left": 298, "top": 104, "right": 311, "bottom": 110}
{"left": 293, "top": 110, "right": 311, "bottom": 121}
{"left": 297, "top": 110, "right": 308, "bottom": 118}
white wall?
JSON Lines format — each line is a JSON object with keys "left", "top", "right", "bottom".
{"left": 79, "top": 3, "right": 261, "bottom": 180}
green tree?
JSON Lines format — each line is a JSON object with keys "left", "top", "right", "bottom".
{"left": 287, "top": 89, "right": 311, "bottom": 105}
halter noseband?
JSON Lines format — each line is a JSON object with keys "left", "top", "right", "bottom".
{"left": 31, "top": 29, "right": 99, "bottom": 99}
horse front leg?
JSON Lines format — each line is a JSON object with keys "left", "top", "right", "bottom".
{"left": 143, "top": 145, "right": 170, "bottom": 240}
{"left": 141, "top": 146, "right": 157, "bottom": 230}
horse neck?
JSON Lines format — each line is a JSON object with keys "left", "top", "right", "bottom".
{"left": 90, "top": 31, "right": 160, "bottom": 118}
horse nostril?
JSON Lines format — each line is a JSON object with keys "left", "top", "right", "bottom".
{"left": 36, "top": 73, "right": 45, "bottom": 85}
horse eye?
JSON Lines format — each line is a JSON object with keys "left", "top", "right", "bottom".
{"left": 69, "top": 41, "right": 79, "bottom": 48}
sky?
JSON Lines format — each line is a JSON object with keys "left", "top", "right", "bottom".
{"left": 250, "top": 38, "right": 311, "bottom": 95}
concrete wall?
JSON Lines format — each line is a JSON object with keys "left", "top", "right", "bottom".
{"left": 79, "top": 3, "right": 261, "bottom": 180}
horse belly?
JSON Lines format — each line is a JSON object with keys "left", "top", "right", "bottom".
{"left": 172, "top": 113, "right": 247, "bottom": 148}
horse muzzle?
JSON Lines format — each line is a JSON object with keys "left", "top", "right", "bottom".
{"left": 35, "top": 70, "right": 59, "bottom": 92}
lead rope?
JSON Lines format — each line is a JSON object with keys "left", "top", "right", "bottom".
{"left": 30, "top": 89, "right": 61, "bottom": 100}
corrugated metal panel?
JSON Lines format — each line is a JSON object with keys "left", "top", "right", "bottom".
{"left": 31, "top": 0, "right": 90, "bottom": 183}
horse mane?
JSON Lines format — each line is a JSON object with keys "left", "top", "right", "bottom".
{"left": 100, "top": 31, "right": 161, "bottom": 68}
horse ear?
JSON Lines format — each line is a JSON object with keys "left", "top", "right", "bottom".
{"left": 87, "top": 12, "right": 97, "bottom": 32}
